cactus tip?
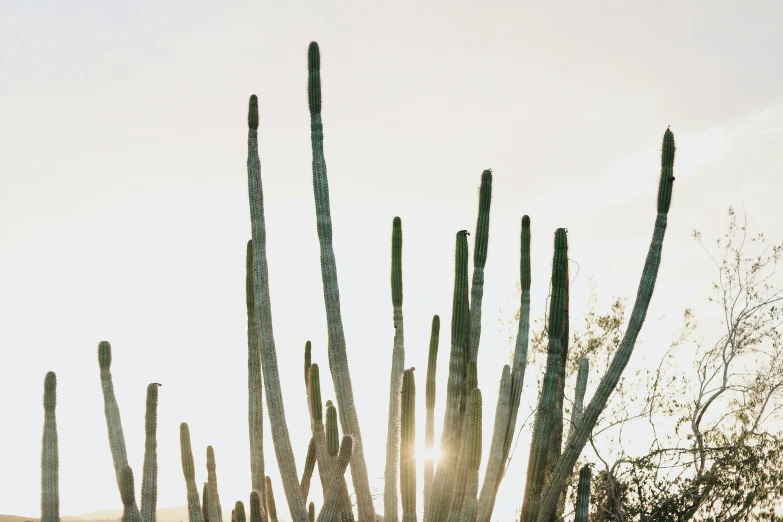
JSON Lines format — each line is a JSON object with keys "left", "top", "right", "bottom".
{"left": 98, "top": 341, "right": 112, "bottom": 369}
{"left": 522, "top": 214, "right": 530, "bottom": 227}
{"left": 248, "top": 95, "right": 259, "bottom": 130}
{"left": 44, "top": 371, "right": 57, "bottom": 410}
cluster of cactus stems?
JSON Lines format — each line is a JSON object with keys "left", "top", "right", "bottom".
{"left": 38, "top": 40, "right": 677, "bottom": 522}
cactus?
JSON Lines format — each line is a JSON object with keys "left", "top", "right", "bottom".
{"left": 468, "top": 169, "right": 492, "bottom": 364}
{"left": 307, "top": 40, "right": 375, "bottom": 521}
{"left": 206, "top": 446, "right": 223, "bottom": 522}
{"left": 250, "top": 490, "right": 267, "bottom": 522}
{"left": 423, "top": 315, "right": 440, "bottom": 516}
{"left": 98, "top": 341, "right": 136, "bottom": 505}
{"left": 246, "top": 241, "right": 267, "bottom": 507}
{"left": 141, "top": 383, "right": 161, "bottom": 522}
{"left": 399, "top": 369, "right": 416, "bottom": 522}
{"left": 449, "top": 387, "right": 482, "bottom": 521}
{"left": 425, "top": 231, "right": 470, "bottom": 522}
{"left": 569, "top": 358, "right": 589, "bottom": 438}
{"left": 180, "top": 423, "right": 203, "bottom": 522}
{"left": 235, "top": 502, "right": 247, "bottom": 522}
{"left": 300, "top": 437, "right": 317, "bottom": 501}
{"left": 308, "top": 503, "right": 315, "bottom": 522}
{"left": 475, "top": 365, "right": 510, "bottom": 522}
{"left": 247, "top": 93, "right": 308, "bottom": 522}
{"left": 533, "top": 128, "right": 676, "bottom": 522}
{"left": 385, "top": 216, "right": 405, "bottom": 522}
{"left": 317, "top": 436, "right": 354, "bottom": 522}
{"left": 304, "top": 341, "right": 312, "bottom": 385}
{"left": 120, "top": 466, "right": 142, "bottom": 522}
{"left": 202, "top": 483, "right": 210, "bottom": 522}
{"left": 574, "top": 466, "right": 591, "bottom": 522}
{"left": 41, "top": 371, "right": 59, "bottom": 522}
{"left": 265, "top": 476, "right": 279, "bottom": 522}
{"left": 520, "top": 228, "right": 569, "bottom": 522}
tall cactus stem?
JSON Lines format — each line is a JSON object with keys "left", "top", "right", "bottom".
{"left": 141, "top": 383, "right": 161, "bottom": 522}
{"left": 468, "top": 169, "right": 492, "bottom": 364}
{"left": 265, "top": 476, "right": 280, "bottom": 522}
{"left": 121, "top": 466, "right": 142, "bottom": 522}
{"left": 423, "top": 315, "right": 440, "bottom": 516}
{"left": 207, "top": 446, "right": 223, "bottom": 522}
{"left": 317, "top": 436, "right": 354, "bottom": 522}
{"left": 250, "top": 490, "right": 267, "bottom": 522}
{"left": 308, "top": 40, "right": 375, "bottom": 521}
{"left": 300, "top": 436, "right": 317, "bottom": 501}
{"left": 385, "top": 216, "right": 405, "bottom": 522}
{"left": 425, "top": 230, "right": 470, "bottom": 522}
{"left": 246, "top": 241, "right": 267, "bottom": 506}
{"left": 574, "top": 466, "right": 591, "bottom": 522}
{"left": 180, "top": 423, "right": 203, "bottom": 522}
{"left": 476, "top": 365, "right": 511, "bottom": 522}
{"left": 535, "top": 128, "right": 676, "bottom": 522}
{"left": 247, "top": 93, "right": 308, "bottom": 521}
{"left": 326, "top": 402, "right": 339, "bottom": 457}
{"left": 41, "top": 371, "right": 59, "bottom": 522}
{"left": 400, "top": 369, "right": 417, "bottom": 522}
{"left": 235, "top": 502, "right": 247, "bottom": 522}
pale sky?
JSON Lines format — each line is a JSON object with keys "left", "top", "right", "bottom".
{"left": 2, "top": 2, "right": 782, "bottom": 521}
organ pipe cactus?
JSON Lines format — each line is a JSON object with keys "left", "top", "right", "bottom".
{"left": 385, "top": 216, "right": 405, "bottom": 522}
{"left": 265, "top": 476, "right": 279, "bottom": 522}
{"left": 326, "top": 401, "right": 339, "bottom": 458}
{"left": 450, "top": 387, "right": 482, "bottom": 521}
{"left": 399, "top": 369, "right": 416, "bottom": 522}
{"left": 317, "top": 436, "right": 354, "bottom": 522}
{"left": 520, "top": 228, "right": 569, "bottom": 522}
{"left": 206, "top": 446, "right": 223, "bottom": 522}
{"left": 423, "top": 315, "right": 440, "bottom": 516}
{"left": 460, "top": 390, "right": 483, "bottom": 522}
{"left": 425, "top": 230, "right": 470, "bottom": 522}
{"left": 533, "top": 127, "right": 676, "bottom": 522}
{"left": 574, "top": 466, "right": 591, "bottom": 522}
{"left": 202, "top": 483, "right": 210, "bottom": 522}
{"left": 468, "top": 169, "right": 492, "bottom": 364}
{"left": 98, "top": 341, "right": 136, "bottom": 506}
{"left": 141, "top": 383, "right": 161, "bottom": 522}
{"left": 246, "top": 241, "right": 266, "bottom": 506}
{"left": 308, "top": 503, "right": 315, "bottom": 522}
{"left": 247, "top": 94, "right": 308, "bottom": 522}
{"left": 300, "top": 437, "right": 317, "bottom": 501}
{"left": 476, "top": 365, "right": 511, "bottom": 522}
{"left": 556, "top": 357, "right": 590, "bottom": 518}
{"left": 120, "top": 466, "right": 142, "bottom": 522}
{"left": 307, "top": 40, "right": 375, "bottom": 521}
{"left": 41, "top": 371, "right": 59, "bottom": 522}
{"left": 180, "top": 423, "right": 203, "bottom": 522}
{"left": 235, "top": 502, "right": 247, "bottom": 522}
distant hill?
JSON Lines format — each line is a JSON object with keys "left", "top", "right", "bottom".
{"left": 1, "top": 506, "right": 189, "bottom": 522}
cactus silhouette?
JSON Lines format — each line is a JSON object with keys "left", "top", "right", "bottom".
{"left": 41, "top": 371, "right": 59, "bottom": 522}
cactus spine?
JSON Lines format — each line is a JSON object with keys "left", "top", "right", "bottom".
{"left": 141, "top": 383, "right": 161, "bottom": 522}
{"left": 468, "top": 169, "right": 492, "bottom": 364}
{"left": 423, "top": 315, "right": 440, "bottom": 516}
{"left": 247, "top": 241, "right": 267, "bottom": 507}
{"left": 520, "top": 228, "right": 569, "bottom": 522}
{"left": 98, "top": 341, "right": 137, "bottom": 509}
{"left": 574, "top": 466, "right": 591, "bottom": 522}
{"left": 265, "top": 476, "right": 279, "bottom": 522}
{"left": 41, "top": 371, "right": 59, "bottom": 522}
{"left": 400, "top": 369, "right": 416, "bottom": 522}
{"left": 121, "top": 466, "right": 142, "bottom": 522}
{"left": 247, "top": 93, "right": 308, "bottom": 522}
{"left": 307, "top": 41, "right": 375, "bottom": 521}
{"left": 180, "top": 423, "right": 203, "bottom": 522}
{"left": 425, "top": 231, "right": 470, "bottom": 522}
{"left": 534, "top": 128, "right": 676, "bottom": 522}
{"left": 385, "top": 216, "right": 405, "bottom": 522}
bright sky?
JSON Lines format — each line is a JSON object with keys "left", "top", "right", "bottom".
{"left": 2, "top": 2, "right": 782, "bottom": 521}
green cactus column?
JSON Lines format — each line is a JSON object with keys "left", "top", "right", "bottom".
{"left": 423, "top": 315, "right": 440, "bottom": 517}
{"left": 41, "top": 371, "right": 59, "bottom": 522}
{"left": 246, "top": 241, "right": 267, "bottom": 507}
{"left": 468, "top": 169, "right": 492, "bottom": 364}
{"left": 265, "top": 477, "right": 279, "bottom": 522}
{"left": 385, "top": 216, "right": 405, "bottom": 522}
{"left": 250, "top": 490, "right": 267, "bottom": 522}
{"left": 520, "top": 228, "right": 569, "bottom": 522}
{"left": 399, "top": 369, "right": 416, "bottom": 522}
{"left": 476, "top": 365, "right": 511, "bottom": 522}
{"left": 121, "top": 467, "right": 142, "bottom": 522}
{"left": 574, "top": 466, "right": 591, "bottom": 522}
{"left": 316, "top": 436, "right": 354, "bottom": 522}
{"left": 307, "top": 41, "right": 375, "bottom": 521}
{"left": 448, "top": 362, "right": 478, "bottom": 521}
{"left": 300, "top": 436, "right": 317, "bottom": 501}
{"left": 556, "top": 358, "right": 590, "bottom": 517}
{"left": 142, "top": 383, "right": 161, "bottom": 522}
{"left": 308, "top": 503, "right": 315, "bottom": 522}
{"left": 246, "top": 93, "right": 308, "bottom": 522}
{"left": 234, "top": 502, "right": 246, "bottom": 522}
{"left": 98, "top": 341, "right": 136, "bottom": 508}
{"left": 534, "top": 128, "right": 677, "bottom": 522}
{"left": 206, "top": 446, "right": 224, "bottom": 522}
{"left": 180, "top": 423, "right": 203, "bottom": 522}
{"left": 458, "top": 390, "right": 482, "bottom": 521}
{"left": 425, "top": 231, "right": 470, "bottom": 522}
